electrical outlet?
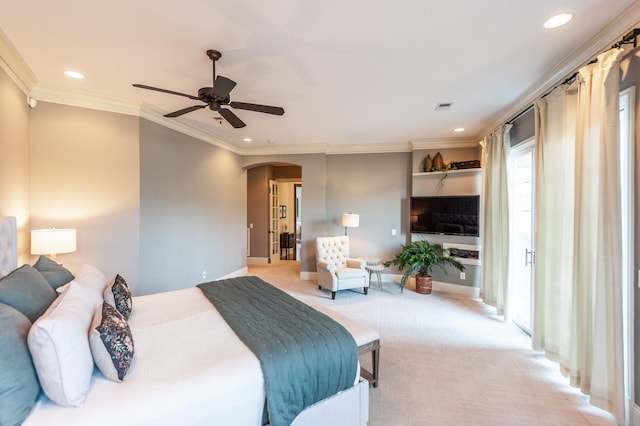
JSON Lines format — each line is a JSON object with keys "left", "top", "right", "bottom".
{"left": 202, "top": 270, "right": 207, "bottom": 280}
{"left": 460, "top": 271, "right": 466, "bottom": 280}
{"left": 391, "top": 229, "right": 397, "bottom": 236}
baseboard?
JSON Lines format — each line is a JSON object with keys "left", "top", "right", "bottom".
{"left": 247, "top": 257, "right": 269, "bottom": 265}
{"left": 217, "top": 267, "right": 248, "bottom": 279}
{"left": 298, "top": 272, "right": 480, "bottom": 298}
{"left": 300, "top": 271, "right": 317, "bottom": 281}
{"left": 432, "top": 280, "right": 480, "bottom": 298}
{"left": 385, "top": 274, "right": 480, "bottom": 298}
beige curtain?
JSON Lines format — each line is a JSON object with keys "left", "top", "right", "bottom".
{"left": 533, "top": 48, "right": 624, "bottom": 423}
{"left": 480, "top": 124, "right": 511, "bottom": 316}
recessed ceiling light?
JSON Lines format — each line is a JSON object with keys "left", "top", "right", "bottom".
{"left": 544, "top": 13, "right": 573, "bottom": 29}
{"left": 64, "top": 70, "right": 85, "bottom": 79}
{"left": 243, "top": 137, "right": 252, "bottom": 142}
{"left": 454, "top": 128, "right": 465, "bottom": 132}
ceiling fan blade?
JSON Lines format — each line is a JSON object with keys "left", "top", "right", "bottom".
{"left": 164, "top": 104, "right": 207, "bottom": 118}
{"left": 132, "top": 84, "right": 202, "bottom": 101}
{"left": 218, "top": 108, "right": 246, "bottom": 128}
{"left": 229, "top": 101, "right": 285, "bottom": 116}
{"left": 212, "top": 76, "right": 237, "bottom": 100}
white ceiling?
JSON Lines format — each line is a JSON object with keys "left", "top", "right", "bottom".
{"left": 0, "top": 1, "right": 638, "bottom": 154}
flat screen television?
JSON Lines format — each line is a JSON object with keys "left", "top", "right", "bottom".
{"left": 410, "top": 195, "right": 480, "bottom": 237}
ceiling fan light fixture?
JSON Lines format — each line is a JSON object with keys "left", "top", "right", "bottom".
{"left": 544, "top": 13, "right": 573, "bottom": 29}
{"left": 132, "top": 49, "right": 284, "bottom": 129}
{"left": 64, "top": 70, "right": 85, "bottom": 79}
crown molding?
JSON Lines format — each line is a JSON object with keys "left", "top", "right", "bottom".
{"left": 30, "top": 84, "right": 141, "bottom": 116}
{"left": 0, "top": 28, "right": 37, "bottom": 95}
{"left": 478, "top": 2, "right": 640, "bottom": 138}
{"left": 325, "top": 141, "right": 412, "bottom": 155}
{"left": 29, "top": 84, "right": 244, "bottom": 155}
{"left": 136, "top": 105, "right": 243, "bottom": 155}
{"left": 409, "top": 138, "right": 481, "bottom": 150}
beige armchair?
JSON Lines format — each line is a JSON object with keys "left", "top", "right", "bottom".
{"left": 315, "top": 236, "right": 369, "bottom": 299}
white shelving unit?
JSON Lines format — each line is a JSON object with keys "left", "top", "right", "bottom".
{"left": 412, "top": 168, "right": 482, "bottom": 177}
{"left": 443, "top": 243, "right": 481, "bottom": 266}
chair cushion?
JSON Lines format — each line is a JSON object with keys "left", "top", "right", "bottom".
{"left": 335, "top": 267, "right": 367, "bottom": 280}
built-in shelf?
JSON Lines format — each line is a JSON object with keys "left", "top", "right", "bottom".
{"left": 412, "top": 168, "right": 482, "bottom": 177}
{"left": 443, "top": 243, "right": 481, "bottom": 266}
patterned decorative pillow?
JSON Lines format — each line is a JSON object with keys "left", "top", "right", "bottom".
{"left": 103, "top": 274, "right": 132, "bottom": 319}
{"left": 89, "top": 301, "right": 134, "bottom": 382}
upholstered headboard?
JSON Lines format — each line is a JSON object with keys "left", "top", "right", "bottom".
{"left": 0, "top": 216, "right": 18, "bottom": 277}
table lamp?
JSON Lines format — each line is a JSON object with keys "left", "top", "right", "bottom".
{"left": 31, "top": 228, "right": 77, "bottom": 261}
{"left": 341, "top": 213, "right": 359, "bottom": 236}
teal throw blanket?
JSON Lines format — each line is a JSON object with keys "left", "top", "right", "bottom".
{"left": 197, "top": 276, "right": 358, "bottom": 426}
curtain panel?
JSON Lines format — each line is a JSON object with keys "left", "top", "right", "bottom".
{"left": 480, "top": 124, "right": 511, "bottom": 316}
{"left": 533, "top": 48, "right": 624, "bottom": 424}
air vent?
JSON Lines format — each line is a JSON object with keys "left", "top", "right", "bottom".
{"left": 435, "top": 102, "right": 453, "bottom": 111}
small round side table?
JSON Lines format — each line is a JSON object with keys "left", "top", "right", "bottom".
{"left": 365, "top": 264, "right": 384, "bottom": 292}
{"left": 359, "top": 257, "right": 384, "bottom": 292}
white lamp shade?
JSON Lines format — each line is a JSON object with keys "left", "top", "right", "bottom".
{"left": 341, "top": 213, "right": 360, "bottom": 228}
{"left": 31, "top": 229, "right": 77, "bottom": 256}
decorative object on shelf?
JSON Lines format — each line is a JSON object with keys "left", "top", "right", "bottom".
{"left": 423, "top": 155, "right": 432, "bottom": 172}
{"left": 439, "top": 162, "right": 458, "bottom": 185}
{"left": 383, "top": 240, "right": 464, "bottom": 294}
{"left": 432, "top": 152, "right": 444, "bottom": 170}
{"left": 341, "top": 212, "right": 360, "bottom": 236}
{"left": 31, "top": 228, "right": 77, "bottom": 261}
{"left": 450, "top": 160, "right": 481, "bottom": 170}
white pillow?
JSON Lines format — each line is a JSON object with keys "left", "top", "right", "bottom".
{"left": 28, "top": 280, "right": 103, "bottom": 406}
{"left": 55, "top": 264, "right": 107, "bottom": 295}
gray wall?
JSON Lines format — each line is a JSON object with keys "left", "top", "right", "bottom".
{"left": 0, "top": 66, "right": 30, "bottom": 265}
{"left": 29, "top": 102, "right": 140, "bottom": 287}
{"left": 139, "top": 119, "right": 246, "bottom": 295}
{"left": 243, "top": 152, "right": 410, "bottom": 273}
{"left": 620, "top": 45, "right": 640, "bottom": 406}
{"left": 1, "top": 66, "right": 248, "bottom": 296}
{"left": 325, "top": 153, "right": 409, "bottom": 263}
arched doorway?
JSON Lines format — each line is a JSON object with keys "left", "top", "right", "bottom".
{"left": 246, "top": 163, "right": 301, "bottom": 265}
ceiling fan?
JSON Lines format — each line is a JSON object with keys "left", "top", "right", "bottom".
{"left": 133, "top": 49, "right": 285, "bottom": 129}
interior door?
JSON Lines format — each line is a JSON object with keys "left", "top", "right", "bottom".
{"left": 269, "top": 180, "right": 280, "bottom": 263}
{"left": 509, "top": 141, "right": 535, "bottom": 333}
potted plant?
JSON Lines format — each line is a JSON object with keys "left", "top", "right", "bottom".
{"left": 384, "top": 240, "right": 465, "bottom": 294}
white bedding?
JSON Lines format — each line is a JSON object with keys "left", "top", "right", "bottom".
{"left": 25, "top": 287, "right": 266, "bottom": 426}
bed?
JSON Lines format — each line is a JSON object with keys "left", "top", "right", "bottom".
{"left": 0, "top": 217, "right": 379, "bottom": 426}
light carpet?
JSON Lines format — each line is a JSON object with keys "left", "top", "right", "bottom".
{"left": 248, "top": 262, "right": 617, "bottom": 426}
